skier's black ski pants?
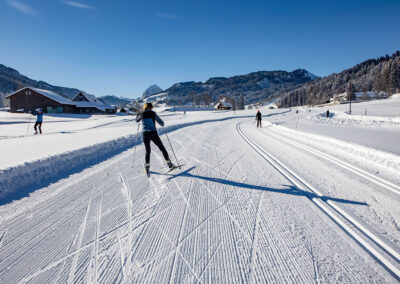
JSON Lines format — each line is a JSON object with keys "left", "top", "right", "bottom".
{"left": 143, "top": 131, "right": 169, "bottom": 164}
{"left": 34, "top": 122, "right": 42, "bottom": 133}
{"left": 257, "top": 120, "right": 261, "bottom": 128}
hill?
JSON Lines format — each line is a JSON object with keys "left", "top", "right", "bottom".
{"left": 142, "top": 84, "right": 163, "bottom": 98}
{"left": 162, "top": 69, "right": 318, "bottom": 106}
{"left": 98, "top": 95, "right": 132, "bottom": 107}
{"left": 278, "top": 51, "right": 400, "bottom": 107}
{"left": 0, "top": 63, "right": 80, "bottom": 100}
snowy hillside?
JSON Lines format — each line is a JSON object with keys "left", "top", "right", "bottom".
{"left": 0, "top": 97, "right": 399, "bottom": 282}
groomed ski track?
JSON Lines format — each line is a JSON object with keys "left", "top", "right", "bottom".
{"left": 0, "top": 117, "right": 399, "bottom": 283}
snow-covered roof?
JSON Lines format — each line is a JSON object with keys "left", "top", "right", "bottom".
{"left": 6, "top": 87, "right": 75, "bottom": 105}
{"left": 75, "top": 101, "right": 114, "bottom": 111}
{"left": 72, "top": 91, "right": 99, "bottom": 103}
{"left": 214, "top": 102, "right": 232, "bottom": 109}
{"left": 73, "top": 91, "right": 114, "bottom": 111}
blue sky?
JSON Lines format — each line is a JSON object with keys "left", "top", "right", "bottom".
{"left": 0, "top": 0, "right": 399, "bottom": 98}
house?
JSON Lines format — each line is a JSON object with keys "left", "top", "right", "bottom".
{"left": 72, "top": 91, "right": 115, "bottom": 114}
{"left": 214, "top": 102, "right": 232, "bottom": 110}
{"left": 6, "top": 87, "right": 76, "bottom": 113}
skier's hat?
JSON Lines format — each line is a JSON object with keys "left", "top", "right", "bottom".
{"left": 143, "top": 103, "right": 153, "bottom": 110}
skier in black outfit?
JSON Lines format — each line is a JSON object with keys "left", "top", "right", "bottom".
{"left": 256, "top": 110, "right": 262, "bottom": 128}
{"left": 136, "top": 103, "right": 175, "bottom": 176}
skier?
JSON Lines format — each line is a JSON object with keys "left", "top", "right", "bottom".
{"left": 32, "top": 108, "right": 43, "bottom": 134}
{"left": 326, "top": 109, "right": 330, "bottom": 118}
{"left": 136, "top": 103, "right": 176, "bottom": 176}
{"left": 256, "top": 110, "right": 262, "bottom": 128}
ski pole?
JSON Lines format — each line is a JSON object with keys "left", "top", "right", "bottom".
{"left": 163, "top": 126, "right": 181, "bottom": 168}
{"left": 26, "top": 112, "right": 32, "bottom": 135}
{"left": 131, "top": 123, "right": 140, "bottom": 168}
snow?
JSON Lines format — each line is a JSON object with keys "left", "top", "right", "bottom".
{"left": 256, "top": 78, "right": 270, "bottom": 88}
{"left": 304, "top": 70, "right": 318, "bottom": 80}
{"left": 143, "top": 92, "right": 168, "bottom": 103}
{"left": 0, "top": 98, "right": 399, "bottom": 282}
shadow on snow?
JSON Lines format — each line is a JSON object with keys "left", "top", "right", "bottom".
{"left": 152, "top": 166, "right": 368, "bottom": 206}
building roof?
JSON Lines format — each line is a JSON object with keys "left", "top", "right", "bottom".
{"left": 6, "top": 87, "right": 75, "bottom": 105}
{"left": 214, "top": 102, "right": 232, "bottom": 109}
{"left": 75, "top": 101, "right": 114, "bottom": 111}
{"left": 73, "top": 91, "right": 114, "bottom": 111}
{"left": 72, "top": 91, "right": 99, "bottom": 103}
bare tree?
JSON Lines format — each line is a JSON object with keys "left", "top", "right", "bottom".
{"left": 190, "top": 91, "right": 195, "bottom": 107}
{"left": 195, "top": 94, "right": 201, "bottom": 107}
{"left": 202, "top": 93, "right": 211, "bottom": 107}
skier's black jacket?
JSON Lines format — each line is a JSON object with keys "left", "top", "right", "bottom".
{"left": 136, "top": 110, "right": 164, "bottom": 132}
{"left": 256, "top": 112, "right": 262, "bottom": 120}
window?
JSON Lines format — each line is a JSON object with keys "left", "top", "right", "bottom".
{"left": 25, "top": 90, "right": 31, "bottom": 95}
{"left": 57, "top": 107, "right": 64, "bottom": 113}
{"left": 47, "top": 106, "right": 53, "bottom": 113}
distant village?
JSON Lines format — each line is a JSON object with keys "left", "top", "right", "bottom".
{"left": 4, "top": 86, "right": 391, "bottom": 115}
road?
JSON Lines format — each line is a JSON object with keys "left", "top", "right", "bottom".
{"left": 0, "top": 117, "right": 399, "bottom": 283}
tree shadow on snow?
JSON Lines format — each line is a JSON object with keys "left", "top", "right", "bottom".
{"left": 153, "top": 166, "right": 367, "bottom": 206}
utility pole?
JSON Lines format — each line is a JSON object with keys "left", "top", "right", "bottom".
{"left": 346, "top": 82, "right": 353, "bottom": 115}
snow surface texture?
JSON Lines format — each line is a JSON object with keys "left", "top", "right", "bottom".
{"left": 0, "top": 98, "right": 399, "bottom": 282}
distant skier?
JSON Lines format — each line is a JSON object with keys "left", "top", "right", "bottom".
{"left": 326, "top": 109, "right": 330, "bottom": 118}
{"left": 256, "top": 110, "right": 262, "bottom": 128}
{"left": 32, "top": 108, "right": 43, "bottom": 134}
{"left": 136, "top": 103, "right": 176, "bottom": 176}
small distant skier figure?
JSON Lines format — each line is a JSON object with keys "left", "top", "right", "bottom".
{"left": 136, "top": 103, "right": 176, "bottom": 176}
{"left": 32, "top": 108, "right": 43, "bottom": 134}
{"left": 256, "top": 110, "right": 262, "bottom": 128}
{"left": 326, "top": 109, "right": 330, "bottom": 118}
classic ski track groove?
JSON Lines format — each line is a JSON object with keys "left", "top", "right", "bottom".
{"left": 262, "top": 126, "right": 400, "bottom": 196}
{"left": 167, "top": 148, "right": 202, "bottom": 283}
{"left": 67, "top": 186, "right": 94, "bottom": 284}
{"left": 237, "top": 121, "right": 400, "bottom": 279}
{"left": 248, "top": 192, "right": 262, "bottom": 283}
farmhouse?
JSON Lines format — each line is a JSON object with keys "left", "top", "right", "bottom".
{"left": 72, "top": 91, "right": 115, "bottom": 114}
{"left": 214, "top": 102, "right": 232, "bottom": 110}
{"left": 6, "top": 87, "right": 76, "bottom": 113}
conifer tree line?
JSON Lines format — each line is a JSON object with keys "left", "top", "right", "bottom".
{"left": 279, "top": 51, "right": 400, "bottom": 107}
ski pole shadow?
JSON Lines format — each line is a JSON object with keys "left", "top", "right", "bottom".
{"left": 153, "top": 166, "right": 368, "bottom": 206}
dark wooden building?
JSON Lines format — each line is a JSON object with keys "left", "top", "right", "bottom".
{"left": 72, "top": 91, "right": 115, "bottom": 114}
{"left": 6, "top": 87, "right": 76, "bottom": 113}
{"left": 214, "top": 102, "right": 232, "bottom": 110}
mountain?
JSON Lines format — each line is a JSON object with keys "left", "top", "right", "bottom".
{"left": 142, "top": 84, "right": 163, "bottom": 98}
{"left": 0, "top": 63, "right": 80, "bottom": 99}
{"left": 278, "top": 51, "right": 400, "bottom": 107}
{"left": 162, "top": 69, "right": 318, "bottom": 106}
{"left": 98, "top": 95, "right": 132, "bottom": 107}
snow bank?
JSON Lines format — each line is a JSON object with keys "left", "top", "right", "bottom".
{"left": 270, "top": 122, "right": 400, "bottom": 174}
{"left": 313, "top": 110, "right": 400, "bottom": 128}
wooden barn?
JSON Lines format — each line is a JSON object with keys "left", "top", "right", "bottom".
{"left": 214, "top": 102, "right": 232, "bottom": 110}
{"left": 6, "top": 87, "right": 76, "bottom": 113}
{"left": 72, "top": 91, "right": 115, "bottom": 114}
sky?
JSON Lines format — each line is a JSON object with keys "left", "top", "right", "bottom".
{"left": 0, "top": 0, "right": 399, "bottom": 98}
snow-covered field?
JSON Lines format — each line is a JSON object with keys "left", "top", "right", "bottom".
{"left": 0, "top": 97, "right": 399, "bottom": 282}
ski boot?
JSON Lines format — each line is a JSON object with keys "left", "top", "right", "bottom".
{"left": 166, "top": 160, "right": 178, "bottom": 171}
{"left": 144, "top": 163, "right": 150, "bottom": 177}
